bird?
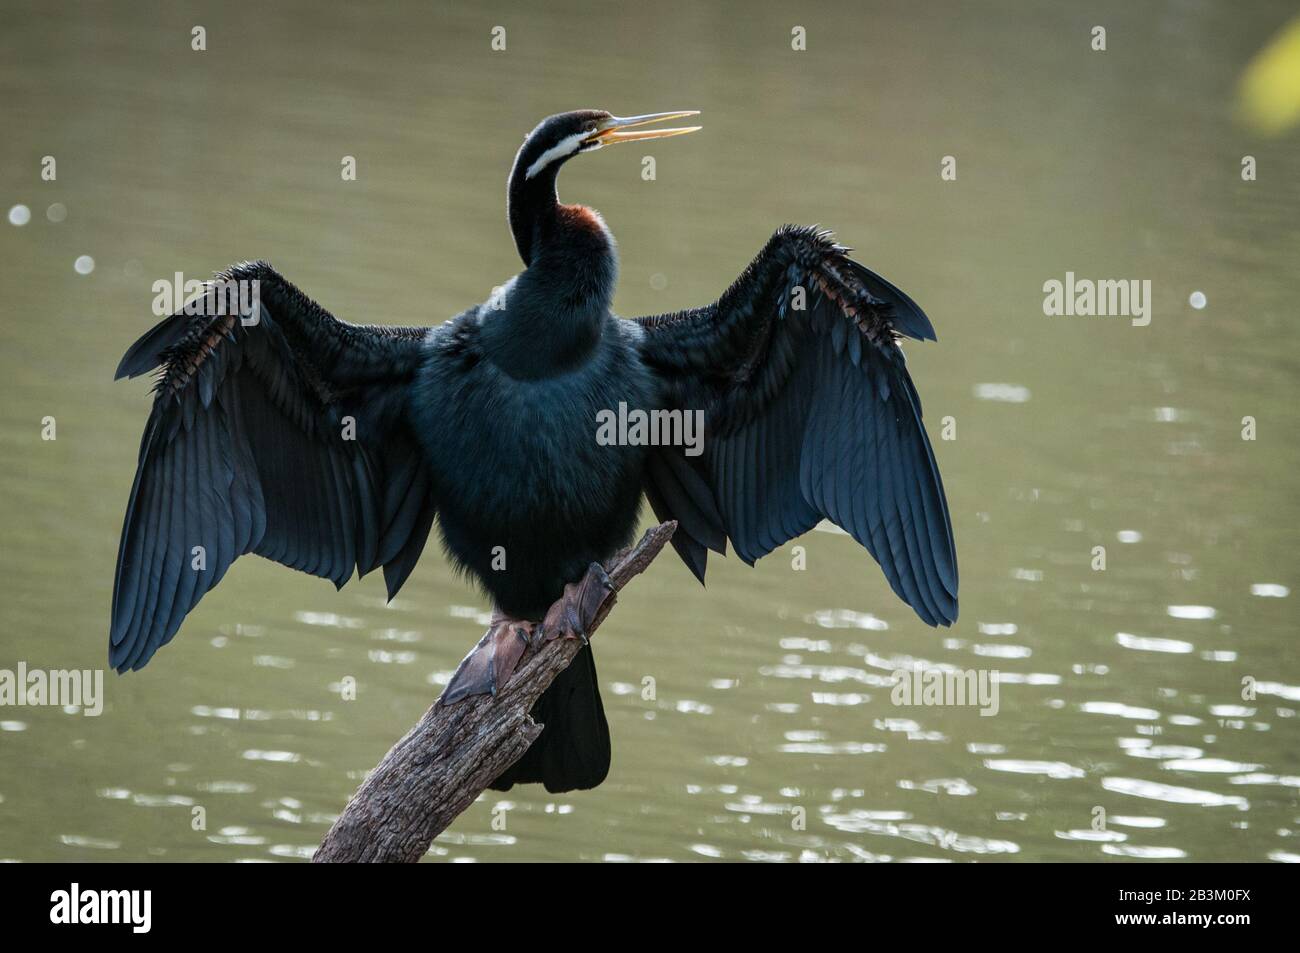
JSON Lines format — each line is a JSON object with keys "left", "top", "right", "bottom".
{"left": 110, "top": 109, "right": 958, "bottom": 793}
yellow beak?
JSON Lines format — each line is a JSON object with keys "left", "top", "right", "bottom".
{"left": 584, "top": 110, "right": 702, "bottom": 147}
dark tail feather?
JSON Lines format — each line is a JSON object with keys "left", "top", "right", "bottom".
{"left": 489, "top": 643, "right": 611, "bottom": 793}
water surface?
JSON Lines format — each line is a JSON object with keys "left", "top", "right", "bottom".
{"left": 0, "top": 0, "right": 1297, "bottom": 862}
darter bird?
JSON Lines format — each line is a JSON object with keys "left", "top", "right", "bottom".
{"left": 110, "top": 110, "right": 958, "bottom": 793}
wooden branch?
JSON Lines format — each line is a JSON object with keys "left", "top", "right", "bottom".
{"left": 313, "top": 521, "right": 677, "bottom": 863}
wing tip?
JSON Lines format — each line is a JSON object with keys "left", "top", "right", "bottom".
{"left": 109, "top": 639, "right": 150, "bottom": 674}
{"left": 844, "top": 259, "right": 938, "bottom": 343}
{"left": 115, "top": 310, "right": 189, "bottom": 380}
{"left": 920, "top": 587, "right": 958, "bottom": 626}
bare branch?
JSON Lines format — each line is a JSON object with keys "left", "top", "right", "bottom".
{"left": 313, "top": 521, "right": 677, "bottom": 863}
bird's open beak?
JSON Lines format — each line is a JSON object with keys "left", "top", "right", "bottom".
{"left": 583, "top": 111, "right": 702, "bottom": 149}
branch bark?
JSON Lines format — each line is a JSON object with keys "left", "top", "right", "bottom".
{"left": 313, "top": 521, "right": 677, "bottom": 863}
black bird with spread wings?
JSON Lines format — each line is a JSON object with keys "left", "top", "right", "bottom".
{"left": 111, "top": 110, "right": 956, "bottom": 792}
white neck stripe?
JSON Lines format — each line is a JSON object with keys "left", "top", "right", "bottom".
{"left": 525, "top": 131, "right": 588, "bottom": 179}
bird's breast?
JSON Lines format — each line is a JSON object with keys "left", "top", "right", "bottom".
{"left": 411, "top": 319, "right": 657, "bottom": 612}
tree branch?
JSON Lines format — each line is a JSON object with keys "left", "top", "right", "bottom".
{"left": 313, "top": 521, "right": 677, "bottom": 863}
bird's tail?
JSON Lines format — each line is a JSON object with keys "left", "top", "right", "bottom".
{"left": 489, "top": 643, "right": 611, "bottom": 793}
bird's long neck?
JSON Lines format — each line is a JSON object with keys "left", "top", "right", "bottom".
{"left": 490, "top": 161, "right": 618, "bottom": 375}
{"left": 508, "top": 161, "right": 616, "bottom": 279}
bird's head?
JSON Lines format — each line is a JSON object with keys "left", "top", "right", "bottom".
{"left": 507, "top": 110, "right": 700, "bottom": 267}
{"left": 513, "top": 109, "right": 701, "bottom": 183}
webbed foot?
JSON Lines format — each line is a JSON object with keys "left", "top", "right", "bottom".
{"left": 539, "top": 562, "right": 616, "bottom": 644}
{"left": 441, "top": 612, "right": 534, "bottom": 705}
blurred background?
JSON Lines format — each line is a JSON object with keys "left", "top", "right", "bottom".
{"left": 0, "top": 0, "right": 1297, "bottom": 862}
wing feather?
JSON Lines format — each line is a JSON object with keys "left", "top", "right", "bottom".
{"left": 110, "top": 263, "right": 437, "bottom": 671}
{"left": 634, "top": 226, "right": 958, "bottom": 626}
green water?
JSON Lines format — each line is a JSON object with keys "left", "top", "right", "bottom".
{"left": 0, "top": 0, "right": 1297, "bottom": 862}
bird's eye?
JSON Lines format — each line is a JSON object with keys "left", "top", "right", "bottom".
{"left": 585, "top": 122, "right": 597, "bottom": 133}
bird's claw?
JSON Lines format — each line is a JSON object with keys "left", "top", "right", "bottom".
{"left": 540, "top": 562, "right": 615, "bottom": 644}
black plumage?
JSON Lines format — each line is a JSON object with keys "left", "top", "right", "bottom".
{"left": 110, "top": 109, "right": 957, "bottom": 793}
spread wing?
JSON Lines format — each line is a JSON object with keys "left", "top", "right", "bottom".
{"left": 634, "top": 226, "right": 957, "bottom": 626}
{"left": 110, "top": 262, "right": 437, "bottom": 671}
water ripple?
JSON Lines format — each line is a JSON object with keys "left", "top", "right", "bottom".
{"left": 1166, "top": 605, "right": 1217, "bottom": 620}
{"left": 822, "top": 809, "right": 1020, "bottom": 855}
{"left": 1081, "top": 701, "right": 1161, "bottom": 720}
{"left": 1103, "top": 844, "right": 1188, "bottom": 859}
{"left": 1161, "top": 758, "right": 1260, "bottom": 773}
{"left": 984, "top": 759, "right": 1085, "bottom": 779}
{"left": 1116, "top": 632, "right": 1194, "bottom": 654}
{"left": 1102, "top": 777, "right": 1248, "bottom": 808}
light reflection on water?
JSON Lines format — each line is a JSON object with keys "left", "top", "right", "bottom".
{"left": 1, "top": 0, "right": 1298, "bottom": 862}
